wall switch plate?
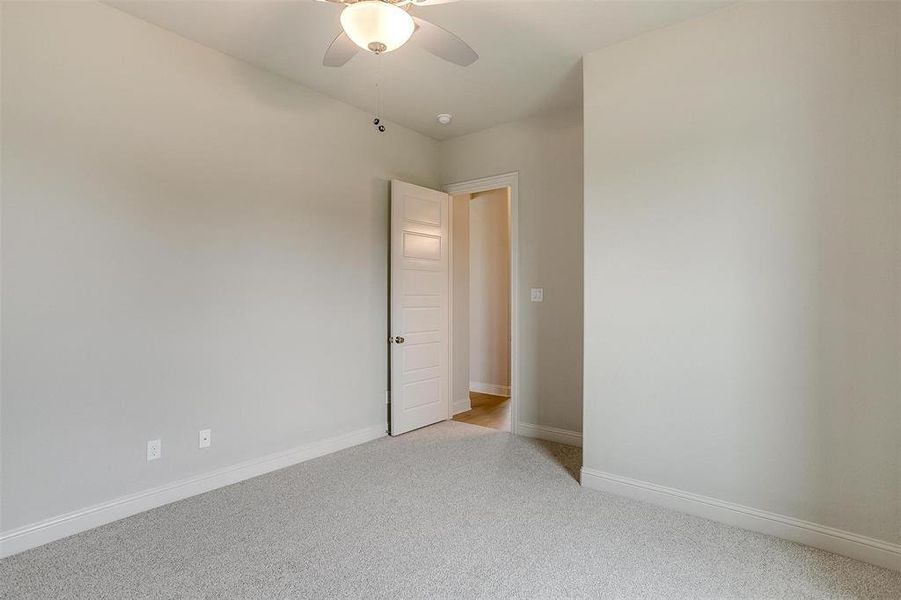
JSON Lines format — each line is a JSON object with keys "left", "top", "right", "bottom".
{"left": 199, "top": 429, "right": 211, "bottom": 448}
{"left": 531, "top": 288, "right": 544, "bottom": 302}
{"left": 147, "top": 439, "right": 161, "bottom": 461}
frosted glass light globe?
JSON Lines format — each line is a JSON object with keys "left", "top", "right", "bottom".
{"left": 340, "top": 1, "right": 415, "bottom": 54}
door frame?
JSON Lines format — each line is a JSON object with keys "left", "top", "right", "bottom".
{"left": 445, "top": 172, "right": 520, "bottom": 435}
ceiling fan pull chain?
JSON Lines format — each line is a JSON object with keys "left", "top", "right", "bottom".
{"left": 373, "top": 53, "right": 386, "bottom": 133}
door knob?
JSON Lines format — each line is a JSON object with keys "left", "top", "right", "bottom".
{"left": 394, "top": 336, "right": 405, "bottom": 344}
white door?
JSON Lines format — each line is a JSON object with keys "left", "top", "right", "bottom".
{"left": 389, "top": 180, "right": 450, "bottom": 435}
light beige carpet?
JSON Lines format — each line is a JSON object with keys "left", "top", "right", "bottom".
{"left": 1, "top": 420, "right": 899, "bottom": 599}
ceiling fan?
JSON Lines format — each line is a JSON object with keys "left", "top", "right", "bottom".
{"left": 316, "top": 0, "right": 478, "bottom": 67}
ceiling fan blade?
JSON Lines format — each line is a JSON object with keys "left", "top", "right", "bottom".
{"left": 411, "top": 16, "right": 478, "bottom": 66}
{"left": 408, "top": 0, "right": 459, "bottom": 5}
{"left": 323, "top": 31, "right": 359, "bottom": 67}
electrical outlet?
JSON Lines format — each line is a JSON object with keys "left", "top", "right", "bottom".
{"left": 147, "top": 439, "right": 161, "bottom": 461}
{"left": 531, "top": 288, "right": 544, "bottom": 302}
{"left": 198, "top": 429, "right": 211, "bottom": 449}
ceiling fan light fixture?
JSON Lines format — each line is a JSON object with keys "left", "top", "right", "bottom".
{"left": 340, "top": 1, "right": 415, "bottom": 54}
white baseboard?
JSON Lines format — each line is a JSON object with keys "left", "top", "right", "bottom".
{"left": 469, "top": 381, "right": 510, "bottom": 396}
{"left": 517, "top": 422, "right": 582, "bottom": 447}
{"left": 580, "top": 467, "right": 901, "bottom": 572}
{"left": 0, "top": 425, "right": 386, "bottom": 559}
{"left": 452, "top": 397, "right": 471, "bottom": 415}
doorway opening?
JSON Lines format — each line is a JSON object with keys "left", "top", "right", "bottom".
{"left": 446, "top": 173, "right": 518, "bottom": 434}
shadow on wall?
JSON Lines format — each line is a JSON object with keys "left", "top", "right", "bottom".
{"left": 373, "top": 176, "right": 392, "bottom": 410}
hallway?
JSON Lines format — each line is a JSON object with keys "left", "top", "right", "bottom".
{"left": 452, "top": 391, "right": 510, "bottom": 432}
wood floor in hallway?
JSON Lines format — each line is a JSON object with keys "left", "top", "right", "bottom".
{"left": 452, "top": 391, "right": 511, "bottom": 431}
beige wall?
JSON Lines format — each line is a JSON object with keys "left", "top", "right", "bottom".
{"left": 440, "top": 108, "right": 583, "bottom": 434}
{"left": 451, "top": 193, "right": 470, "bottom": 412}
{"left": 583, "top": 1, "right": 900, "bottom": 544}
{"left": 468, "top": 188, "right": 510, "bottom": 391}
{"left": 1, "top": 1, "right": 439, "bottom": 532}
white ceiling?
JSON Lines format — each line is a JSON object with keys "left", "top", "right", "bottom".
{"left": 109, "top": 0, "right": 731, "bottom": 140}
